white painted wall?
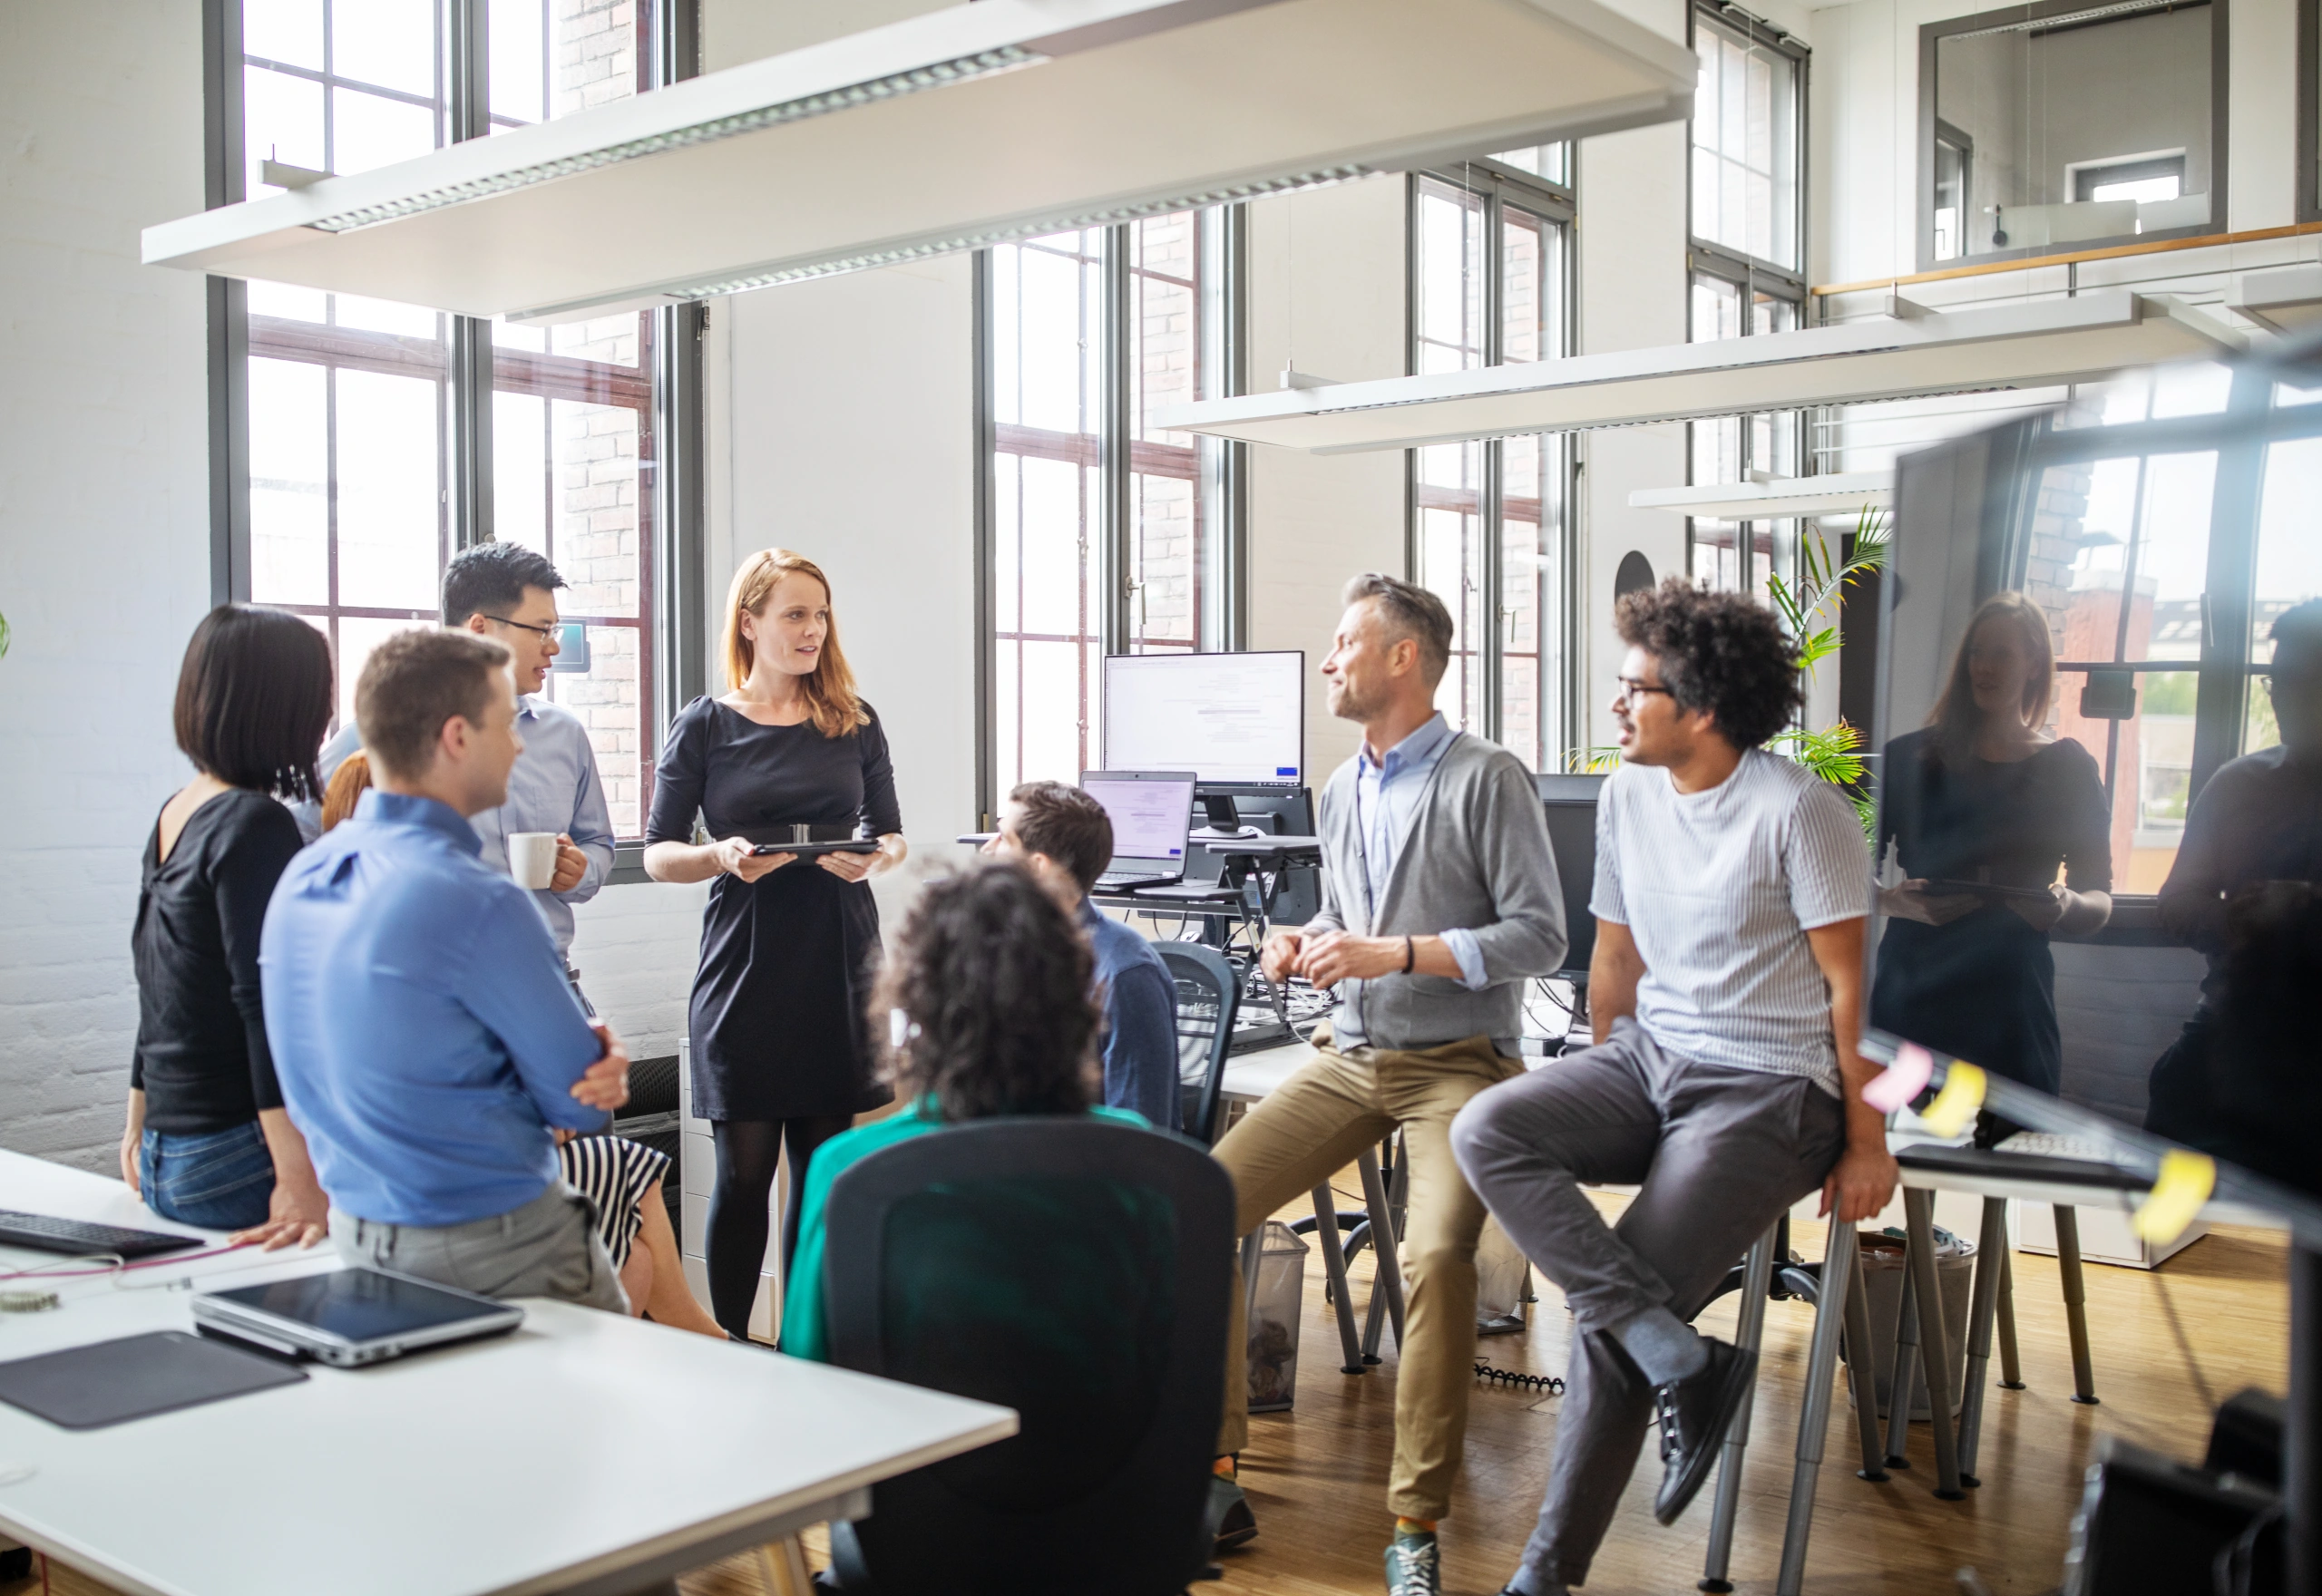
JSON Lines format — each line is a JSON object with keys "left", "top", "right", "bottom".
{"left": 0, "top": 3, "right": 211, "bottom": 1169}
{"left": 1244, "top": 176, "right": 1410, "bottom": 778}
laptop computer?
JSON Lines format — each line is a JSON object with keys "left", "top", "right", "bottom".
{"left": 1080, "top": 771, "right": 1198, "bottom": 890}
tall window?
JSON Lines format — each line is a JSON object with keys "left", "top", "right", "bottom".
{"left": 229, "top": 0, "right": 686, "bottom": 839}
{"left": 985, "top": 212, "right": 1239, "bottom": 800}
{"left": 1688, "top": 3, "right": 1806, "bottom": 599}
{"left": 1410, "top": 158, "right": 1575, "bottom": 770}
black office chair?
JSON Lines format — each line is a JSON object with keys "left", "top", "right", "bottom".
{"left": 1156, "top": 941, "right": 1239, "bottom": 1146}
{"left": 818, "top": 1118, "right": 1234, "bottom": 1596}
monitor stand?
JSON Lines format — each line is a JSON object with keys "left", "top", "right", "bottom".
{"left": 1198, "top": 794, "right": 1263, "bottom": 841}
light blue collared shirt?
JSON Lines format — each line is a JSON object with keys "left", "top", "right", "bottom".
{"left": 307, "top": 695, "right": 614, "bottom": 956}
{"left": 1351, "top": 711, "right": 1488, "bottom": 989}
{"left": 260, "top": 790, "right": 607, "bottom": 1228}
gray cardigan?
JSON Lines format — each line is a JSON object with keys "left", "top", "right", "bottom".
{"left": 1310, "top": 731, "right": 1567, "bottom": 1054}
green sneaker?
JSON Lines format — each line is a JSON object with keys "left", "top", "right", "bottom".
{"left": 1384, "top": 1531, "right": 1441, "bottom": 1596}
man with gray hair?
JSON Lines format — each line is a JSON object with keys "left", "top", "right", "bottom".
{"left": 1203, "top": 573, "right": 1567, "bottom": 1596}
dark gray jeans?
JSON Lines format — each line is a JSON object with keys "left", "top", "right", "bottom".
{"left": 1449, "top": 1018, "right": 1844, "bottom": 1589}
{"left": 332, "top": 1181, "right": 629, "bottom": 1314}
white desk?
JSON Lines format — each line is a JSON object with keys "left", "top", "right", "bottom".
{"left": 0, "top": 1151, "right": 1016, "bottom": 1596}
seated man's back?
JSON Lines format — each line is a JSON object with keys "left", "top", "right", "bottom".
{"left": 263, "top": 790, "right": 605, "bottom": 1227}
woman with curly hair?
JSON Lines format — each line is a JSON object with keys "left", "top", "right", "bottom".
{"left": 776, "top": 861, "right": 1151, "bottom": 1362}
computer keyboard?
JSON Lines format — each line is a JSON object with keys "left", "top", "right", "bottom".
{"left": 1994, "top": 1131, "right": 2113, "bottom": 1162}
{"left": 0, "top": 1209, "right": 206, "bottom": 1260}
{"left": 1097, "top": 871, "right": 1168, "bottom": 889}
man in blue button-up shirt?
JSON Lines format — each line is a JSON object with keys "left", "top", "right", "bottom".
{"left": 306, "top": 542, "right": 616, "bottom": 971}
{"left": 262, "top": 628, "right": 635, "bottom": 1309}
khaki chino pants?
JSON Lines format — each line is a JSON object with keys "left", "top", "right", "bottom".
{"left": 1215, "top": 1027, "right": 1521, "bottom": 1521}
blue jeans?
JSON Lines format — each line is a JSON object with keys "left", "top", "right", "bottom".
{"left": 139, "top": 1120, "right": 276, "bottom": 1231}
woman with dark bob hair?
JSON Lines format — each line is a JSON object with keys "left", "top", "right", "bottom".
{"left": 121, "top": 604, "right": 334, "bottom": 1244}
{"left": 776, "top": 861, "right": 1153, "bottom": 1359}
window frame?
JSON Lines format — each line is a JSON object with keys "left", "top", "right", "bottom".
{"left": 1915, "top": 0, "right": 2231, "bottom": 273}
{"left": 972, "top": 209, "right": 1249, "bottom": 825}
{"left": 1688, "top": 0, "right": 1810, "bottom": 287}
{"left": 1402, "top": 155, "right": 1580, "bottom": 765}
{"left": 202, "top": 0, "right": 706, "bottom": 879}
{"left": 2300, "top": 0, "right": 2321, "bottom": 224}
{"left": 1685, "top": 251, "right": 1808, "bottom": 596}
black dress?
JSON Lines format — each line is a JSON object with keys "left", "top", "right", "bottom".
{"left": 646, "top": 698, "right": 902, "bottom": 1121}
{"left": 1870, "top": 730, "right": 2112, "bottom": 1095}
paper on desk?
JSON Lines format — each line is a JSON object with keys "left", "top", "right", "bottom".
{"left": 1918, "top": 1061, "right": 1986, "bottom": 1140}
{"left": 2132, "top": 1149, "right": 2216, "bottom": 1246}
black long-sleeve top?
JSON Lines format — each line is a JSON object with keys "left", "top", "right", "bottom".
{"left": 2158, "top": 745, "right": 2322, "bottom": 1006}
{"left": 131, "top": 789, "right": 305, "bottom": 1134}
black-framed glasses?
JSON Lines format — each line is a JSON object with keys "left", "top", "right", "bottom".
{"left": 1615, "top": 676, "right": 1674, "bottom": 704}
{"left": 483, "top": 614, "right": 561, "bottom": 642}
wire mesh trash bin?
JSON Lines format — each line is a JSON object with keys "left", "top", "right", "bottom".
{"left": 1850, "top": 1228, "right": 1976, "bottom": 1421}
{"left": 1246, "top": 1220, "right": 1310, "bottom": 1413}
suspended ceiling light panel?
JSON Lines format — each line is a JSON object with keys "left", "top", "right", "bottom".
{"left": 2226, "top": 264, "right": 2322, "bottom": 335}
{"left": 1156, "top": 291, "right": 2244, "bottom": 452}
{"left": 1628, "top": 471, "right": 1892, "bottom": 522}
{"left": 142, "top": 0, "right": 1696, "bottom": 324}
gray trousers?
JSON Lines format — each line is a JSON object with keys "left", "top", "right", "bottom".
{"left": 333, "top": 1180, "right": 629, "bottom": 1315}
{"left": 1449, "top": 1019, "right": 1844, "bottom": 1589}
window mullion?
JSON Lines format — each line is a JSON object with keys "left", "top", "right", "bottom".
{"left": 444, "top": 0, "right": 493, "bottom": 551}
{"left": 1481, "top": 190, "right": 1507, "bottom": 744}
{"left": 1101, "top": 223, "right": 1133, "bottom": 656}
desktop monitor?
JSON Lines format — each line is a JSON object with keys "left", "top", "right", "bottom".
{"left": 1100, "top": 651, "right": 1304, "bottom": 787}
{"left": 1536, "top": 774, "right": 1602, "bottom": 979}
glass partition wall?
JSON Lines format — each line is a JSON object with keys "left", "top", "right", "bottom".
{"left": 1919, "top": 0, "right": 2227, "bottom": 269}
{"left": 1877, "top": 353, "right": 2322, "bottom": 1161}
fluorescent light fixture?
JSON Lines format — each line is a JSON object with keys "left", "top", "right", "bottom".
{"left": 1629, "top": 472, "right": 1893, "bottom": 522}
{"left": 1156, "top": 292, "right": 2244, "bottom": 453}
{"left": 2227, "top": 265, "right": 2322, "bottom": 336}
{"left": 142, "top": 0, "right": 1696, "bottom": 324}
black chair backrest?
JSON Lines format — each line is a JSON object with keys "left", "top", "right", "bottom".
{"left": 1156, "top": 941, "right": 1239, "bottom": 1145}
{"left": 1536, "top": 772, "right": 1605, "bottom": 980}
{"left": 822, "top": 1118, "right": 1234, "bottom": 1596}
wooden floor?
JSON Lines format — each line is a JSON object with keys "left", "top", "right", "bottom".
{"left": 4, "top": 1191, "right": 2289, "bottom": 1596}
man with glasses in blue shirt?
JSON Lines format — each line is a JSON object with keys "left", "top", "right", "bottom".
{"left": 263, "top": 628, "right": 634, "bottom": 1307}
{"left": 312, "top": 542, "right": 615, "bottom": 1003}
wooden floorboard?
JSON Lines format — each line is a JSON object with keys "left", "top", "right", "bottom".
{"left": 2, "top": 1190, "right": 2288, "bottom": 1596}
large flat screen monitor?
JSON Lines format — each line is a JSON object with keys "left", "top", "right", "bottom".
{"left": 1101, "top": 651, "right": 1304, "bottom": 787}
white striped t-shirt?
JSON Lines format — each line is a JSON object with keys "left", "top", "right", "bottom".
{"left": 1593, "top": 748, "right": 1871, "bottom": 1095}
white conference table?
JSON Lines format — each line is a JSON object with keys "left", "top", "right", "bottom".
{"left": 0, "top": 1150, "right": 1016, "bottom": 1596}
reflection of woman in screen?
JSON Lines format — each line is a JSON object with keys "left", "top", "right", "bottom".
{"left": 1872, "top": 593, "right": 2113, "bottom": 1117}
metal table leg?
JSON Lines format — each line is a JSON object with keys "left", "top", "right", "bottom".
{"left": 1310, "top": 1184, "right": 1367, "bottom": 1374}
{"left": 1996, "top": 1242, "right": 2025, "bottom": 1390}
{"left": 1775, "top": 1219, "right": 1858, "bottom": 1596}
{"left": 1356, "top": 1147, "right": 1406, "bottom": 1358}
{"left": 2054, "top": 1205, "right": 2100, "bottom": 1405}
{"left": 1839, "top": 1233, "right": 1888, "bottom": 1482}
{"left": 1700, "top": 1228, "right": 1777, "bottom": 1594}
{"left": 1955, "top": 1197, "right": 2008, "bottom": 1486}
{"left": 1902, "top": 1188, "right": 1966, "bottom": 1499}
{"left": 1882, "top": 1262, "right": 1918, "bottom": 1471}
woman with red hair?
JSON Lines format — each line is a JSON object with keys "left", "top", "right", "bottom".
{"left": 642, "top": 550, "right": 907, "bottom": 1340}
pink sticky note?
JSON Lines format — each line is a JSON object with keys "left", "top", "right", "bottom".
{"left": 1863, "top": 1042, "right": 1934, "bottom": 1114}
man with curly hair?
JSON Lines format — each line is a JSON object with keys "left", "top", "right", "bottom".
{"left": 1450, "top": 578, "right": 1898, "bottom": 1596}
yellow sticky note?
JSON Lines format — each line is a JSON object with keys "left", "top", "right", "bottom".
{"left": 2132, "top": 1149, "right": 2217, "bottom": 1246}
{"left": 1919, "top": 1062, "right": 1986, "bottom": 1140}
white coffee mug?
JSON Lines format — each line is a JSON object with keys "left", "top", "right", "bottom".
{"left": 508, "top": 832, "right": 560, "bottom": 891}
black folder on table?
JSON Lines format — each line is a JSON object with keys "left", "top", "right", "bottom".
{"left": 0, "top": 1330, "right": 306, "bottom": 1430}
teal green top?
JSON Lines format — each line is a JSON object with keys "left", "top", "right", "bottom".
{"left": 776, "top": 1098, "right": 1152, "bottom": 1362}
